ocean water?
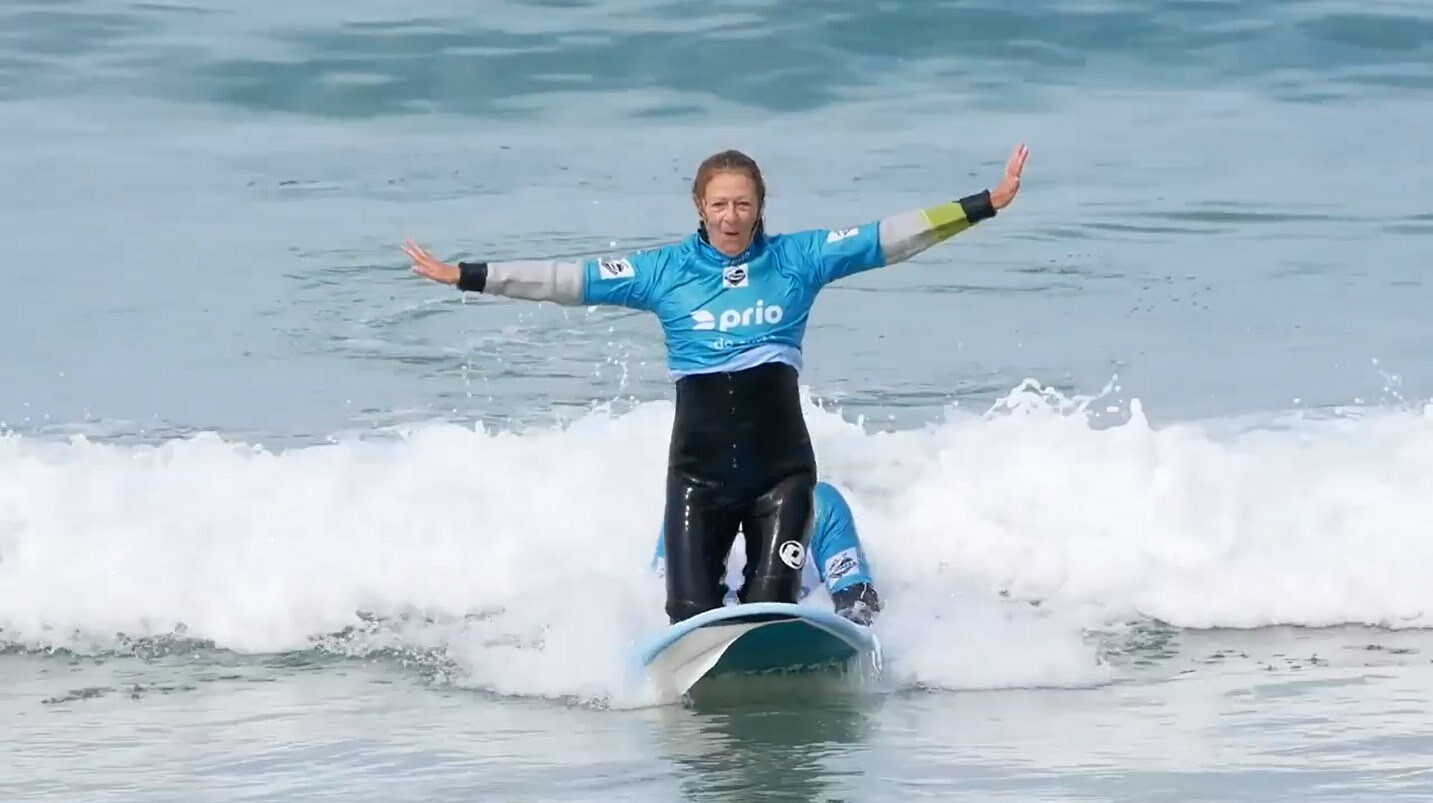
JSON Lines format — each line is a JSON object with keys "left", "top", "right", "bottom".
{"left": 4, "top": 0, "right": 1433, "bottom": 799}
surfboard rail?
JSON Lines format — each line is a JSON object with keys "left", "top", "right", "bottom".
{"left": 628, "top": 602, "right": 881, "bottom": 698}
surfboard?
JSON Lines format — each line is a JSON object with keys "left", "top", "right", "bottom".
{"left": 629, "top": 602, "right": 881, "bottom": 699}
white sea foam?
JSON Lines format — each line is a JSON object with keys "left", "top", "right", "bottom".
{"left": 4, "top": 382, "right": 1432, "bottom": 702}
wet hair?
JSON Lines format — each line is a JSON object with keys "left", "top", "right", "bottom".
{"left": 692, "top": 149, "right": 766, "bottom": 240}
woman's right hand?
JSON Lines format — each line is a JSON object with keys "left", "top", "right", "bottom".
{"left": 403, "top": 240, "right": 460, "bottom": 285}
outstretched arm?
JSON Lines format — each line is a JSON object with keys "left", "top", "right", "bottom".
{"left": 811, "top": 143, "right": 1028, "bottom": 285}
{"left": 880, "top": 189, "right": 996, "bottom": 264}
{"left": 810, "top": 483, "right": 883, "bottom": 624}
{"left": 404, "top": 242, "right": 662, "bottom": 311}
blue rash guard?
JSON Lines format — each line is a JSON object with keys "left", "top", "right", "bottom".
{"left": 454, "top": 191, "right": 997, "bottom": 379}
{"left": 650, "top": 481, "right": 877, "bottom": 604}
{"left": 580, "top": 223, "right": 882, "bottom": 378}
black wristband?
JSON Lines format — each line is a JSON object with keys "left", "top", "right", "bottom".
{"left": 957, "top": 189, "right": 997, "bottom": 223}
{"left": 457, "top": 261, "right": 488, "bottom": 293}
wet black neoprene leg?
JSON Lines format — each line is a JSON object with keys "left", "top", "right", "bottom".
{"left": 662, "top": 471, "right": 742, "bottom": 624}
{"left": 737, "top": 471, "right": 816, "bottom": 604}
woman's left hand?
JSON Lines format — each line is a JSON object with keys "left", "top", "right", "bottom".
{"left": 990, "top": 143, "right": 1028, "bottom": 210}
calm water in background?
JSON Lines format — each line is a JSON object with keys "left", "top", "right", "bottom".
{"left": 4, "top": 0, "right": 1433, "bottom": 800}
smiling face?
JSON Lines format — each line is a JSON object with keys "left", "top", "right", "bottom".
{"left": 696, "top": 171, "right": 762, "bottom": 257}
{"left": 692, "top": 150, "right": 767, "bottom": 258}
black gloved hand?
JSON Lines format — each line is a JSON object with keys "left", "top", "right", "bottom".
{"left": 837, "top": 601, "right": 874, "bottom": 626}
{"left": 831, "top": 582, "right": 881, "bottom": 626}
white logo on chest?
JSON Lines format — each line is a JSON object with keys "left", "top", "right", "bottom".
{"left": 691, "top": 299, "right": 784, "bottom": 332}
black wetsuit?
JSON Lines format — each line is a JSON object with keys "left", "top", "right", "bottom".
{"left": 662, "top": 362, "right": 816, "bottom": 623}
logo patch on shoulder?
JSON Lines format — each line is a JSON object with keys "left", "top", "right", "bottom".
{"left": 722, "top": 264, "right": 749, "bottom": 288}
{"left": 825, "top": 228, "right": 858, "bottom": 243}
{"left": 597, "top": 258, "right": 634, "bottom": 279}
{"left": 824, "top": 547, "right": 859, "bottom": 583}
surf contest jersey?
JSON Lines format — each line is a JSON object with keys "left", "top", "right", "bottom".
{"left": 456, "top": 191, "right": 998, "bottom": 378}
{"left": 650, "top": 481, "right": 876, "bottom": 602}
{"left": 582, "top": 224, "right": 877, "bottom": 377}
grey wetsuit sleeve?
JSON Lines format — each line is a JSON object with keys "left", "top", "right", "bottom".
{"left": 810, "top": 190, "right": 997, "bottom": 285}
{"left": 457, "top": 259, "right": 586, "bottom": 305}
{"left": 878, "top": 190, "right": 997, "bottom": 265}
